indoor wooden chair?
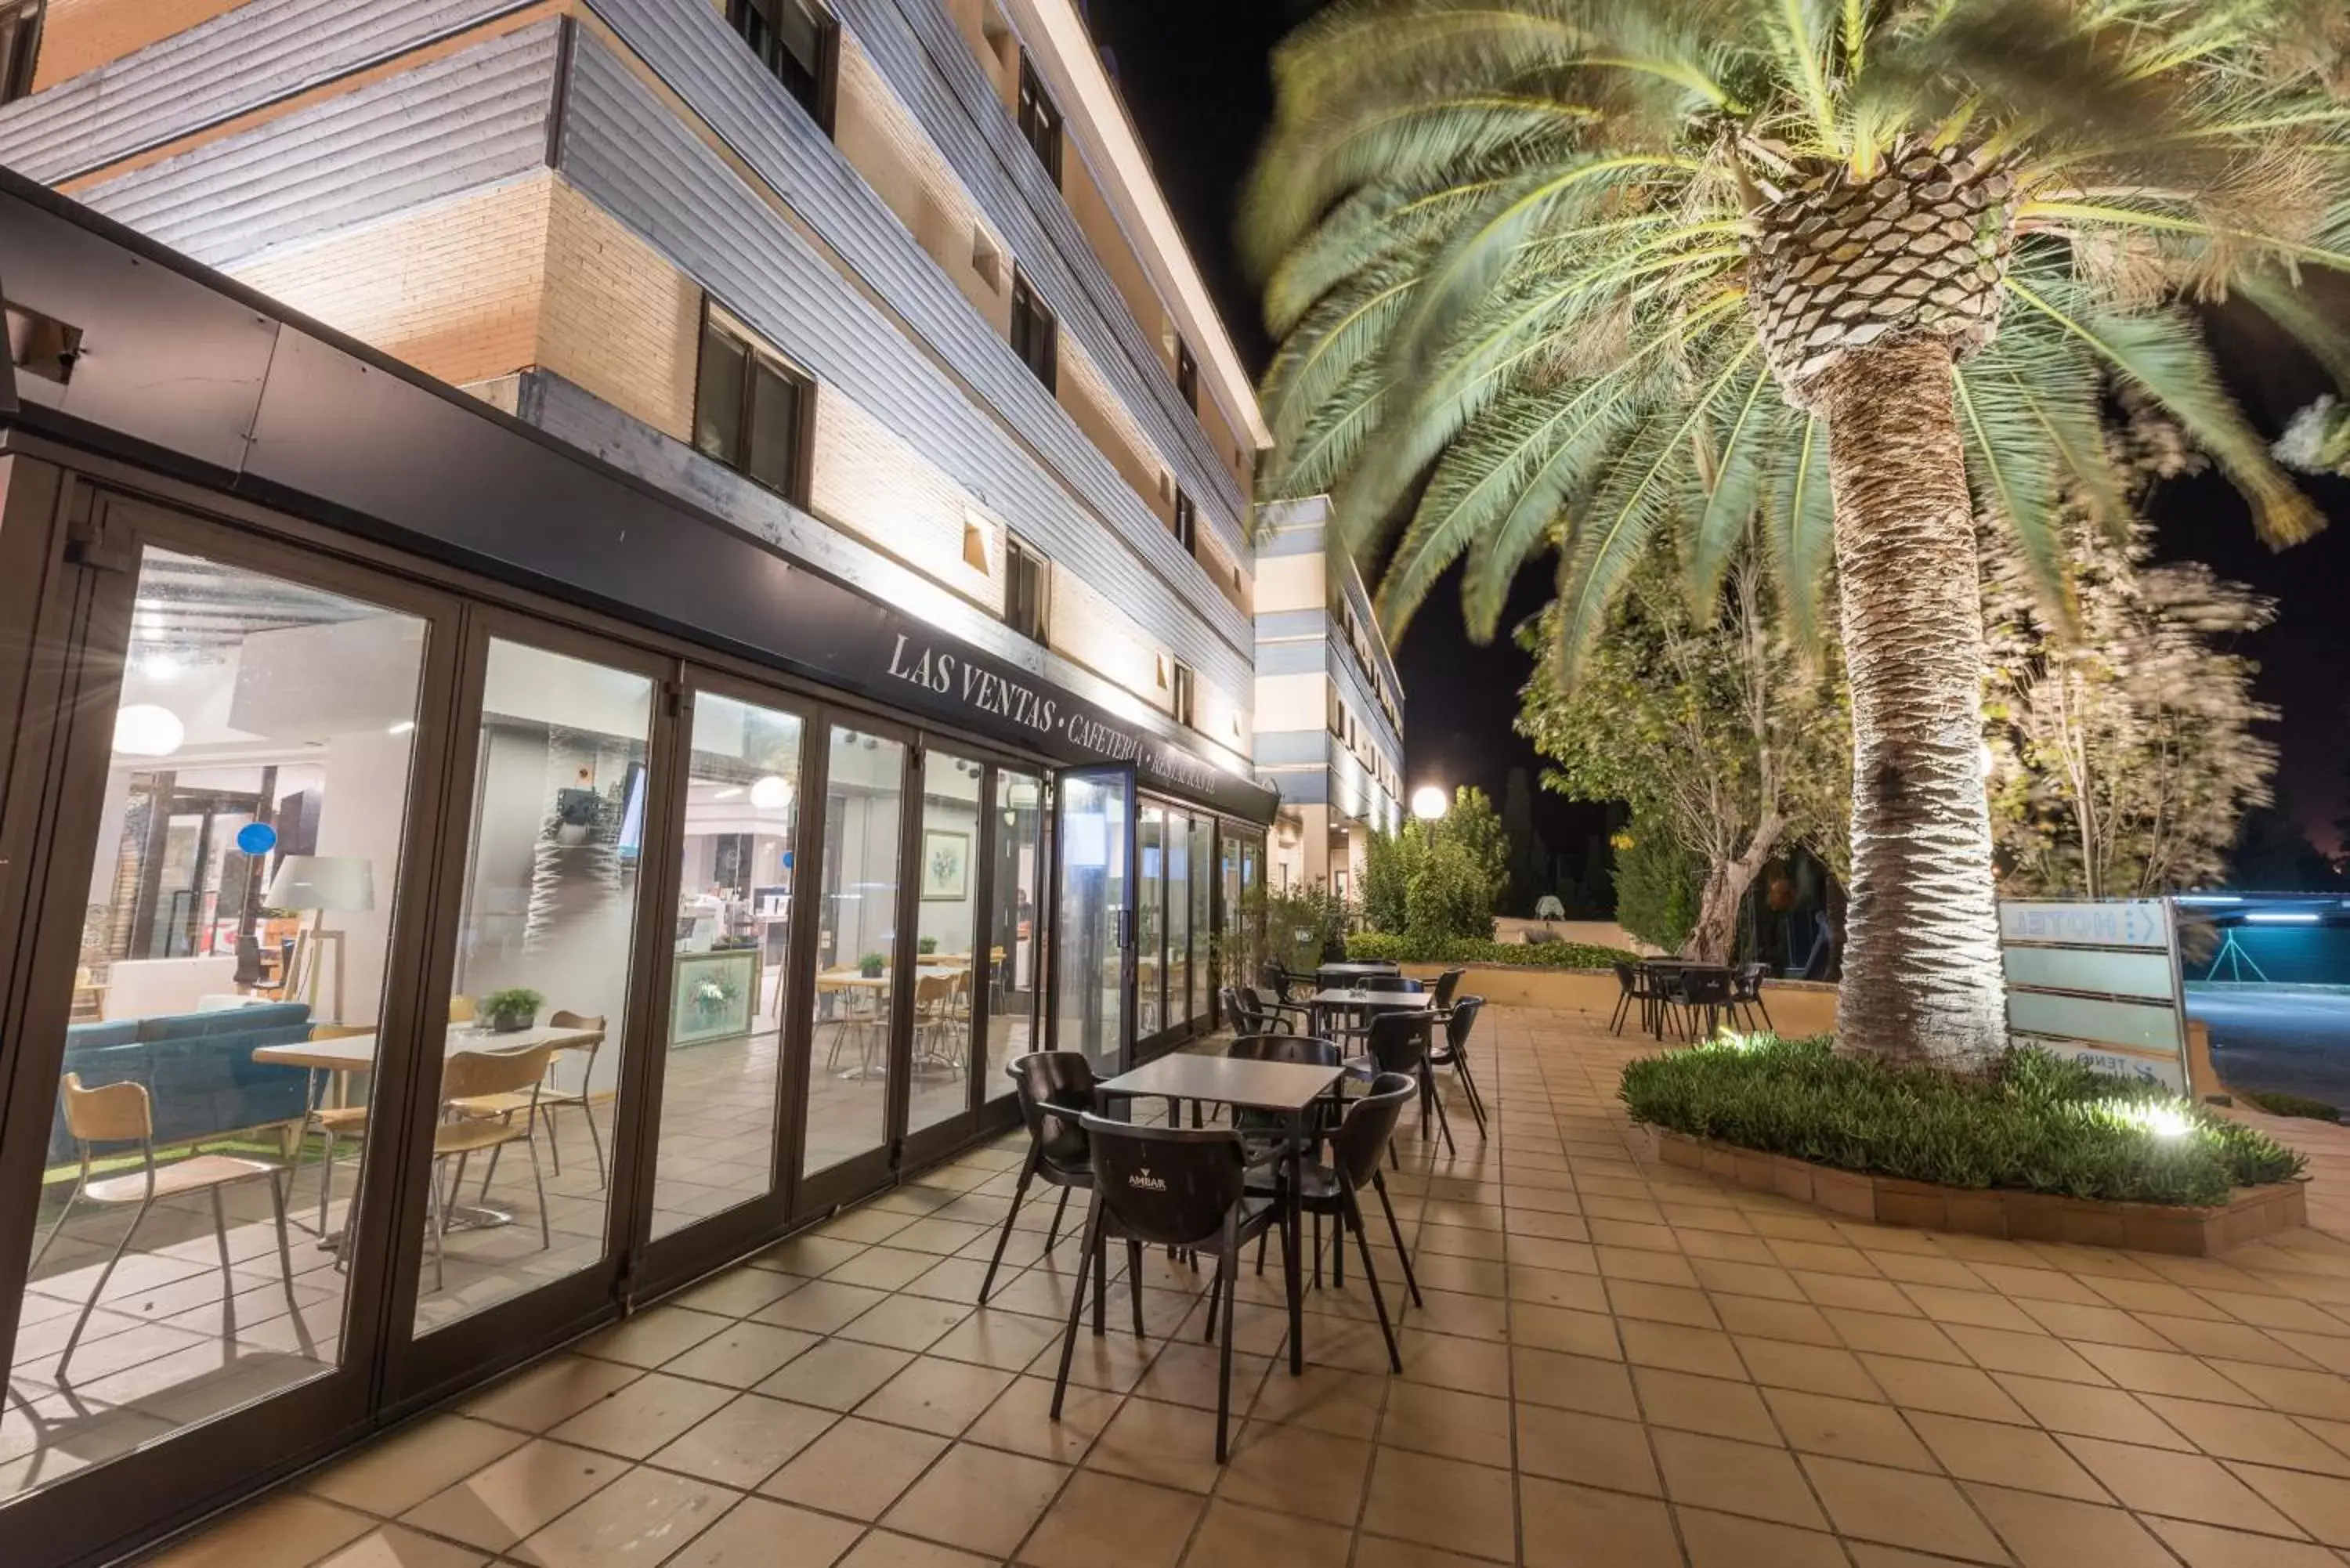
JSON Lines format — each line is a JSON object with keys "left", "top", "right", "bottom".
{"left": 428, "top": 1044, "right": 554, "bottom": 1292}
{"left": 457, "top": 1012, "right": 607, "bottom": 1192}
{"left": 298, "top": 1022, "right": 376, "bottom": 1234}
{"left": 31, "top": 1073, "right": 299, "bottom": 1378}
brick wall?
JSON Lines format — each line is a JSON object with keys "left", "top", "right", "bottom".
{"left": 227, "top": 172, "right": 697, "bottom": 443}
{"left": 230, "top": 174, "right": 555, "bottom": 393}
{"left": 540, "top": 179, "right": 700, "bottom": 444}
{"left": 811, "top": 386, "right": 1003, "bottom": 613}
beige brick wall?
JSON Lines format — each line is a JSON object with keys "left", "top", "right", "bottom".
{"left": 540, "top": 180, "right": 699, "bottom": 444}
{"left": 230, "top": 175, "right": 556, "bottom": 393}
{"left": 31, "top": 0, "right": 246, "bottom": 90}
{"left": 833, "top": 34, "right": 1012, "bottom": 334}
{"left": 941, "top": 0, "right": 1018, "bottom": 114}
{"left": 811, "top": 388, "right": 1003, "bottom": 613}
{"left": 227, "top": 172, "right": 696, "bottom": 443}
{"left": 1057, "top": 332, "right": 1170, "bottom": 526}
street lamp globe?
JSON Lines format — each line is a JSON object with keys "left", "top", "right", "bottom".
{"left": 1410, "top": 784, "right": 1450, "bottom": 822}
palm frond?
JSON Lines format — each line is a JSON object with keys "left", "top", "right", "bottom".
{"left": 1766, "top": 410, "right": 1836, "bottom": 650}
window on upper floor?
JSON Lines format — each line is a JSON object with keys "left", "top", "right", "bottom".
{"left": 0, "top": 1, "right": 40, "bottom": 104}
{"left": 1017, "top": 51, "right": 1064, "bottom": 183}
{"left": 1174, "top": 337, "right": 1198, "bottom": 411}
{"left": 1326, "top": 685, "right": 1345, "bottom": 739}
{"left": 1171, "top": 661, "right": 1195, "bottom": 729}
{"left": 726, "top": 0, "right": 837, "bottom": 131}
{"left": 693, "top": 306, "right": 815, "bottom": 505}
{"left": 1004, "top": 534, "right": 1050, "bottom": 644}
{"left": 1172, "top": 489, "right": 1196, "bottom": 557}
{"left": 1009, "top": 270, "right": 1058, "bottom": 392}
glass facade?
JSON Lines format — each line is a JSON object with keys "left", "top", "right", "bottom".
{"left": 803, "top": 725, "right": 906, "bottom": 1179}
{"left": 416, "top": 640, "right": 652, "bottom": 1333}
{"left": 650, "top": 693, "right": 804, "bottom": 1239}
{"left": 9, "top": 545, "right": 428, "bottom": 1504}
{"left": 907, "top": 752, "right": 982, "bottom": 1136}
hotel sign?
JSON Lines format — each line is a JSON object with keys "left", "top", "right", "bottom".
{"left": 1997, "top": 899, "right": 2191, "bottom": 1091}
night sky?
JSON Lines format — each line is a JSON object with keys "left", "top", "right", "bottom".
{"left": 1086, "top": 0, "right": 2350, "bottom": 865}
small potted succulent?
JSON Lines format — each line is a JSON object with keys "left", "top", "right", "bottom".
{"left": 857, "top": 952, "right": 887, "bottom": 980}
{"left": 482, "top": 987, "right": 544, "bottom": 1034}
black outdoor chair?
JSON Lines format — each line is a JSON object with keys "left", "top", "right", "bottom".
{"left": 1355, "top": 974, "right": 1424, "bottom": 994}
{"left": 1232, "top": 984, "right": 1311, "bottom": 1035}
{"left": 1429, "top": 966, "right": 1468, "bottom": 1013}
{"left": 1673, "top": 967, "right": 1737, "bottom": 1041}
{"left": 1261, "top": 960, "right": 1306, "bottom": 1003}
{"left": 1731, "top": 962, "right": 1775, "bottom": 1032}
{"left": 1609, "top": 960, "right": 1651, "bottom": 1036}
{"left": 1048, "top": 1117, "right": 1289, "bottom": 1462}
{"left": 1360, "top": 1009, "right": 1457, "bottom": 1160}
{"left": 1247, "top": 1071, "right": 1423, "bottom": 1369}
{"left": 1428, "top": 995, "right": 1491, "bottom": 1138}
{"left": 978, "top": 1052, "right": 1097, "bottom": 1305}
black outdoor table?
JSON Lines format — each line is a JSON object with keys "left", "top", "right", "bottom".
{"left": 1314, "top": 960, "right": 1402, "bottom": 985}
{"left": 1307, "top": 985, "right": 1433, "bottom": 1040}
{"left": 1095, "top": 1053, "right": 1345, "bottom": 1376}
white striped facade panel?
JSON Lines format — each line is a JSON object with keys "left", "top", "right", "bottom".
{"left": 559, "top": 34, "right": 1253, "bottom": 701}
{"left": 570, "top": 0, "right": 1248, "bottom": 646}
{"left": 0, "top": 0, "right": 527, "bottom": 183}
{"left": 72, "top": 23, "right": 561, "bottom": 268}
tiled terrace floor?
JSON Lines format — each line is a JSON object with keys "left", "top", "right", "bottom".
{"left": 146, "top": 1005, "right": 2350, "bottom": 1568}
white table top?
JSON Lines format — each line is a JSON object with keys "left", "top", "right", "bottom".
{"left": 254, "top": 1022, "right": 599, "bottom": 1071}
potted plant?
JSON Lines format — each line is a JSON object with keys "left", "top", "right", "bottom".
{"left": 917, "top": 935, "right": 939, "bottom": 956}
{"left": 858, "top": 952, "right": 887, "bottom": 980}
{"left": 481, "top": 987, "right": 544, "bottom": 1034}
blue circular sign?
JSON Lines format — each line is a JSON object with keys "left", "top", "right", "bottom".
{"left": 235, "top": 822, "right": 279, "bottom": 856}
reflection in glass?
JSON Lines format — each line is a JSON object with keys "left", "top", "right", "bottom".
{"left": 1189, "top": 819, "right": 1214, "bottom": 1024}
{"left": 909, "top": 753, "right": 982, "bottom": 1135}
{"left": 651, "top": 695, "right": 803, "bottom": 1239}
{"left": 804, "top": 726, "right": 906, "bottom": 1177}
{"left": 1137, "top": 805, "right": 1163, "bottom": 1038}
{"left": 1051, "top": 771, "right": 1128, "bottom": 1074}
{"left": 9, "top": 547, "right": 423, "bottom": 1502}
{"left": 416, "top": 640, "right": 651, "bottom": 1333}
{"left": 1166, "top": 811, "right": 1191, "bottom": 1028}
{"left": 985, "top": 771, "right": 1043, "bottom": 1099}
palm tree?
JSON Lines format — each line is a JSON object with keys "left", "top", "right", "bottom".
{"left": 1244, "top": 0, "right": 2345, "bottom": 1061}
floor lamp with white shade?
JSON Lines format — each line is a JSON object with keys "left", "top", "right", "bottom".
{"left": 267, "top": 854, "right": 375, "bottom": 1024}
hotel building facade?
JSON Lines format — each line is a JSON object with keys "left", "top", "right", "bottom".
{"left": 0, "top": 2, "right": 1394, "bottom": 1559}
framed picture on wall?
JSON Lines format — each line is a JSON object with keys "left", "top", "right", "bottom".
{"left": 921, "top": 829, "right": 971, "bottom": 901}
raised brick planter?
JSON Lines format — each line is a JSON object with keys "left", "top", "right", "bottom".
{"left": 1647, "top": 1127, "right": 2308, "bottom": 1255}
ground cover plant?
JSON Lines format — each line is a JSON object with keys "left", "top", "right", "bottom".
{"left": 1621, "top": 1032, "right": 2304, "bottom": 1207}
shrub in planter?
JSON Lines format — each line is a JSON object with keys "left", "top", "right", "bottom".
{"left": 481, "top": 987, "right": 544, "bottom": 1034}
{"left": 858, "top": 952, "right": 887, "bottom": 980}
{"left": 1347, "top": 932, "right": 1632, "bottom": 970}
{"left": 1619, "top": 1034, "right": 2304, "bottom": 1208}
{"left": 2242, "top": 1089, "right": 2341, "bottom": 1122}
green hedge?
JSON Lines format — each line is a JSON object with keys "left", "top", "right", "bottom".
{"left": 1346, "top": 931, "right": 1632, "bottom": 970}
{"left": 1619, "top": 1034, "right": 2305, "bottom": 1208}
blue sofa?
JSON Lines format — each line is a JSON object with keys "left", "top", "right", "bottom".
{"left": 49, "top": 1002, "right": 316, "bottom": 1162}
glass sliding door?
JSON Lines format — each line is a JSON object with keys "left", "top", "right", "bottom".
{"left": 413, "top": 638, "right": 653, "bottom": 1335}
{"left": 1136, "top": 804, "right": 1163, "bottom": 1042}
{"left": 0, "top": 528, "right": 438, "bottom": 1523}
{"left": 907, "top": 750, "right": 982, "bottom": 1137}
{"left": 649, "top": 691, "right": 804, "bottom": 1240}
{"left": 801, "top": 724, "right": 906, "bottom": 1180}
{"left": 1188, "top": 819, "right": 1213, "bottom": 1025}
{"left": 1047, "top": 766, "right": 1133, "bottom": 1075}
{"left": 1165, "top": 811, "right": 1191, "bottom": 1031}
{"left": 985, "top": 770, "right": 1043, "bottom": 1100}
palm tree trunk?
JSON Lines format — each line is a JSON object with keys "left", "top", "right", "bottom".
{"left": 1820, "top": 338, "right": 2008, "bottom": 1062}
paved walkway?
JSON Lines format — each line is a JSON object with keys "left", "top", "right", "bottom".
{"left": 149, "top": 1006, "right": 2350, "bottom": 1567}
